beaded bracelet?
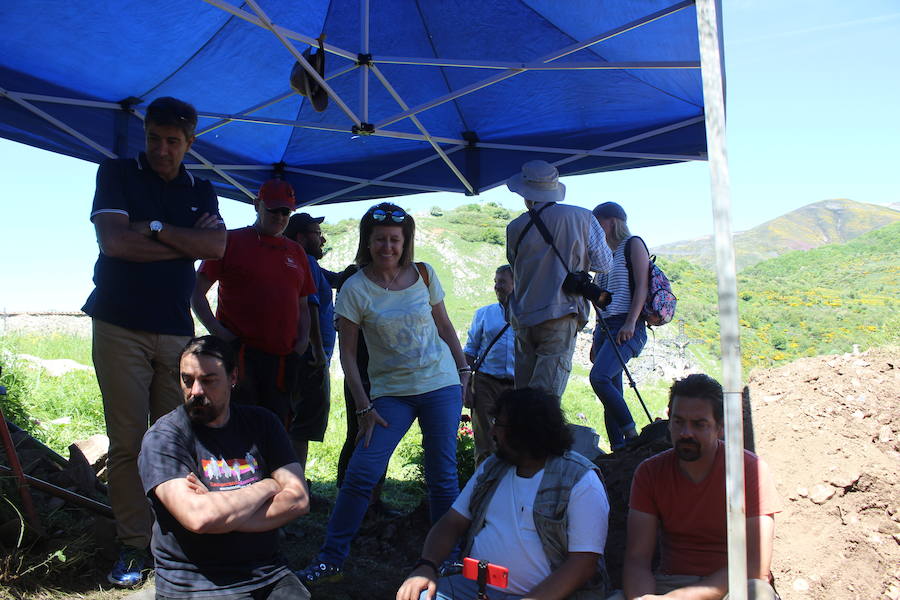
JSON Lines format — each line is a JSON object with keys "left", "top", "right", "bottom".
{"left": 355, "top": 404, "right": 374, "bottom": 416}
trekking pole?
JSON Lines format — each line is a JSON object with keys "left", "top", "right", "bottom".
{"left": 595, "top": 315, "right": 652, "bottom": 423}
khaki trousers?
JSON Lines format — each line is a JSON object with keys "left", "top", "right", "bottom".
{"left": 92, "top": 319, "right": 187, "bottom": 548}
{"left": 469, "top": 371, "right": 514, "bottom": 463}
{"left": 513, "top": 315, "right": 578, "bottom": 399}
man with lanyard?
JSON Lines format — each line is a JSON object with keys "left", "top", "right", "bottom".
{"left": 463, "top": 264, "right": 516, "bottom": 464}
{"left": 192, "top": 179, "right": 314, "bottom": 426}
{"left": 284, "top": 212, "right": 336, "bottom": 473}
{"left": 505, "top": 160, "right": 613, "bottom": 400}
{"left": 82, "top": 96, "right": 226, "bottom": 587}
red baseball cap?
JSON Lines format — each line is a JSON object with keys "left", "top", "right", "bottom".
{"left": 258, "top": 179, "right": 296, "bottom": 210}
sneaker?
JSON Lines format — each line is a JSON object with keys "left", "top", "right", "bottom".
{"left": 295, "top": 561, "right": 344, "bottom": 584}
{"left": 107, "top": 546, "right": 149, "bottom": 588}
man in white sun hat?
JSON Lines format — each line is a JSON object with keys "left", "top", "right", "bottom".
{"left": 505, "top": 160, "right": 613, "bottom": 400}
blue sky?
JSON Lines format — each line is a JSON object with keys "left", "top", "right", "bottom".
{"left": 1, "top": 1, "right": 898, "bottom": 312}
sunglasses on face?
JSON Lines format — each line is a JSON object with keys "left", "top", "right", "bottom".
{"left": 265, "top": 207, "right": 292, "bottom": 217}
{"left": 371, "top": 208, "right": 406, "bottom": 223}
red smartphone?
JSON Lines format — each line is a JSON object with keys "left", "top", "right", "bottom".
{"left": 462, "top": 557, "right": 509, "bottom": 588}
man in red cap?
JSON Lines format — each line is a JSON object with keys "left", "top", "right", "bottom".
{"left": 192, "top": 178, "right": 316, "bottom": 425}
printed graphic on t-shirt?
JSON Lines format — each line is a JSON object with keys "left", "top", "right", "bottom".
{"left": 372, "top": 306, "right": 442, "bottom": 367}
{"left": 201, "top": 452, "right": 261, "bottom": 490}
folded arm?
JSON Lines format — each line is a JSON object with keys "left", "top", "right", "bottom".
{"left": 234, "top": 462, "right": 309, "bottom": 532}
{"left": 152, "top": 473, "right": 280, "bottom": 534}
{"left": 93, "top": 212, "right": 185, "bottom": 262}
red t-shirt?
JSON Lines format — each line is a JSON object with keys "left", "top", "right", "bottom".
{"left": 199, "top": 227, "right": 316, "bottom": 356}
{"left": 629, "top": 441, "right": 781, "bottom": 576}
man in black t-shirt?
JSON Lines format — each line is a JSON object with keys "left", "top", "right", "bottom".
{"left": 138, "top": 336, "right": 310, "bottom": 599}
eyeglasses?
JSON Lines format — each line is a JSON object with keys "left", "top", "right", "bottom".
{"left": 372, "top": 208, "right": 406, "bottom": 223}
{"left": 489, "top": 417, "right": 507, "bottom": 428}
{"left": 265, "top": 207, "right": 292, "bottom": 217}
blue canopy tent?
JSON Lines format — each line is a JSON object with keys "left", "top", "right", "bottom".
{"left": 0, "top": 1, "right": 750, "bottom": 597}
{"left": 0, "top": 0, "right": 708, "bottom": 205}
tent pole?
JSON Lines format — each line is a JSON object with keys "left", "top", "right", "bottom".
{"left": 360, "top": 0, "right": 370, "bottom": 122}
{"left": 696, "top": 1, "right": 747, "bottom": 599}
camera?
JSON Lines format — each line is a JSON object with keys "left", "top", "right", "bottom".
{"left": 562, "top": 271, "right": 612, "bottom": 308}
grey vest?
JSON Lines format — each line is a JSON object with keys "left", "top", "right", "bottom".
{"left": 506, "top": 203, "right": 594, "bottom": 329}
{"left": 461, "top": 451, "right": 610, "bottom": 600}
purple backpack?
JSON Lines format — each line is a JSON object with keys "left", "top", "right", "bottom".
{"left": 625, "top": 236, "right": 677, "bottom": 327}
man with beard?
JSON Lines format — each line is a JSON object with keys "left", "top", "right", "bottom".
{"left": 138, "top": 336, "right": 310, "bottom": 599}
{"left": 396, "top": 388, "right": 611, "bottom": 600}
{"left": 619, "top": 374, "right": 781, "bottom": 600}
{"left": 283, "top": 212, "right": 336, "bottom": 472}
{"left": 463, "top": 264, "right": 516, "bottom": 464}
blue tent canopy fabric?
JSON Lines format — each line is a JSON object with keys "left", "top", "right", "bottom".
{"left": 0, "top": 0, "right": 707, "bottom": 206}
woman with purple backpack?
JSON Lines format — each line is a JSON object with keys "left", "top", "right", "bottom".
{"left": 589, "top": 201, "right": 651, "bottom": 451}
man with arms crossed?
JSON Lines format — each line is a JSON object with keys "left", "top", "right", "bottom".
{"left": 397, "top": 387, "right": 610, "bottom": 600}
{"left": 463, "top": 264, "right": 515, "bottom": 464}
{"left": 620, "top": 374, "right": 781, "bottom": 600}
{"left": 139, "top": 336, "right": 310, "bottom": 599}
{"left": 82, "top": 96, "right": 226, "bottom": 586}
{"left": 192, "top": 179, "right": 314, "bottom": 426}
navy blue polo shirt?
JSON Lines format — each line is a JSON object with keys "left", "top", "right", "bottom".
{"left": 82, "top": 153, "right": 220, "bottom": 336}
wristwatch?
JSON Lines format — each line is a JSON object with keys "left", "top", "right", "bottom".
{"left": 149, "top": 220, "right": 164, "bottom": 238}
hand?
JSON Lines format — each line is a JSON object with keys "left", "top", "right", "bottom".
{"left": 589, "top": 341, "right": 597, "bottom": 363}
{"left": 463, "top": 380, "right": 474, "bottom": 409}
{"left": 356, "top": 407, "right": 388, "bottom": 448}
{"left": 616, "top": 322, "right": 636, "bottom": 345}
{"left": 307, "top": 344, "right": 327, "bottom": 369}
{"left": 293, "top": 338, "right": 309, "bottom": 357}
{"left": 396, "top": 568, "right": 437, "bottom": 600}
{"left": 193, "top": 212, "right": 220, "bottom": 229}
{"left": 129, "top": 220, "right": 152, "bottom": 237}
{"left": 185, "top": 472, "right": 209, "bottom": 495}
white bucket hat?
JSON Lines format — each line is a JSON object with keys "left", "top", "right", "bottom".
{"left": 506, "top": 160, "right": 566, "bottom": 203}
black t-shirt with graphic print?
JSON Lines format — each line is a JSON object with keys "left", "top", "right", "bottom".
{"left": 138, "top": 403, "right": 297, "bottom": 597}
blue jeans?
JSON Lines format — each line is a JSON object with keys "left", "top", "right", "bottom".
{"left": 589, "top": 315, "right": 647, "bottom": 450}
{"left": 318, "top": 385, "right": 462, "bottom": 565}
{"left": 420, "top": 574, "right": 524, "bottom": 600}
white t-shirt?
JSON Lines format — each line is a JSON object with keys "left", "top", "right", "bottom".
{"left": 451, "top": 460, "right": 610, "bottom": 595}
{"left": 334, "top": 262, "right": 459, "bottom": 399}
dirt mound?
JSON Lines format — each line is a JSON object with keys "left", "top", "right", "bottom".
{"left": 747, "top": 347, "right": 899, "bottom": 599}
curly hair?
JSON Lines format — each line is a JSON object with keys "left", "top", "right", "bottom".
{"left": 353, "top": 202, "right": 416, "bottom": 267}
{"left": 668, "top": 373, "right": 724, "bottom": 424}
{"left": 490, "top": 387, "right": 573, "bottom": 459}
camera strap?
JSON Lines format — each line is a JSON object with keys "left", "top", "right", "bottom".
{"left": 526, "top": 204, "right": 573, "bottom": 272}
{"left": 472, "top": 321, "right": 510, "bottom": 374}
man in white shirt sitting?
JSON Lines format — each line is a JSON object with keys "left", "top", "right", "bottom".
{"left": 396, "top": 387, "right": 610, "bottom": 600}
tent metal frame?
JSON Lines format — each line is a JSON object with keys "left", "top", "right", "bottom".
{"left": 1, "top": 0, "right": 706, "bottom": 207}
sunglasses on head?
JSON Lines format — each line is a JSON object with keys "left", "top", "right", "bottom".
{"left": 371, "top": 208, "right": 406, "bottom": 223}
{"left": 265, "top": 206, "right": 293, "bottom": 217}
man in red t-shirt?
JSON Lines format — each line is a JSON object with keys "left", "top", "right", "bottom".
{"left": 192, "top": 179, "right": 316, "bottom": 425}
{"left": 620, "top": 374, "right": 781, "bottom": 600}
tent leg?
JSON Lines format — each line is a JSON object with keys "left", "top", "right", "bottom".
{"left": 696, "top": 1, "right": 747, "bottom": 599}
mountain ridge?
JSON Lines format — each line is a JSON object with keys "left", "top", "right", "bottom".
{"left": 653, "top": 198, "right": 899, "bottom": 270}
